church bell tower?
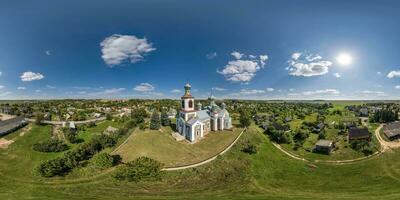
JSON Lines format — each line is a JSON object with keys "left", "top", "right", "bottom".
{"left": 181, "top": 83, "right": 195, "bottom": 112}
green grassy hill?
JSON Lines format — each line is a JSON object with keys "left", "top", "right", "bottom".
{"left": 1, "top": 123, "right": 400, "bottom": 199}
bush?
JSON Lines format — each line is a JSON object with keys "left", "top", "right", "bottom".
{"left": 87, "top": 122, "right": 96, "bottom": 128}
{"left": 266, "top": 127, "right": 290, "bottom": 144}
{"left": 241, "top": 141, "right": 257, "bottom": 154}
{"left": 33, "top": 139, "right": 68, "bottom": 152}
{"left": 350, "top": 140, "right": 375, "bottom": 155}
{"left": 90, "top": 153, "right": 115, "bottom": 170}
{"left": 131, "top": 108, "right": 148, "bottom": 124}
{"left": 63, "top": 128, "right": 79, "bottom": 143}
{"left": 114, "top": 157, "right": 163, "bottom": 182}
{"left": 36, "top": 157, "right": 70, "bottom": 177}
{"left": 36, "top": 134, "right": 118, "bottom": 177}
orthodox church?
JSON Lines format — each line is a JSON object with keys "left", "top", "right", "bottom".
{"left": 177, "top": 83, "right": 232, "bottom": 142}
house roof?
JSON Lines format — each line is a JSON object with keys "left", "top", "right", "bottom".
{"left": 384, "top": 122, "right": 400, "bottom": 138}
{"left": 0, "top": 116, "right": 27, "bottom": 135}
{"left": 316, "top": 139, "right": 333, "bottom": 147}
{"left": 186, "top": 117, "right": 200, "bottom": 126}
{"left": 272, "top": 122, "right": 289, "bottom": 131}
{"left": 348, "top": 127, "right": 370, "bottom": 139}
{"left": 196, "top": 110, "right": 210, "bottom": 120}
{"left": 105, "top": 126, "right": 118, "bottom": 133}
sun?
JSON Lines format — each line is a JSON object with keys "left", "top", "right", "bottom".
{"left": 336, "top": 53, "right": 352, "bottom": 65}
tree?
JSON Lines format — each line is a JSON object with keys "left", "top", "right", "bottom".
{"left": 90, "top": 153, "right": 115, "bottom": 170}
{"left": 239, "top": 109, "right": 251, "bottom": 127}
{"left": 34, "top": 112, "right": 45, "bottom": 125}
{"left": 293, "top": 130, "right": 309, "bottom": 145}
{"left": 150, "top": 111, "right": 161, "bottom": 130}
{"left": 266, "top": 126, "right": 290, "bottom": 144}
{"left": 114, "top": 157, "right": 163, "bottom": 182}
{"left": 131, "top": 108, "right": 148, "bottom": 124}
{"left": 33, "top": 139, "right": 69, "bottom": 152}
{"left": 161, "top": 111, "right": 170, "bottom": 126}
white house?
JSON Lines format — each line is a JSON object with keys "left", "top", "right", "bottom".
{"left": 176, "top": 83, "right": 232, "bottom": 142}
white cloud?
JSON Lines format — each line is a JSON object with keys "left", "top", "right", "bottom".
{"left": 360, "top": 90, "right": 385, "bottom": 95}
{"left": 46, "top": 85, "right": 56, "bottom": 89}
{"left": 287, "top": 53, "right": 332, "bottom": 77}
{"left": 20, "top": 71, "right": 44, "bottom": 81}
{"left": 291, "top": 52, "right": 302, "bottom": 60}
{"left": 78, "top": 91, "right": 87, "bottom": 94}
{"left": 35, "top": 89, "right": 41, "bottom": 93}
{"left": 395, "top": 85, "right": 400, "bottom": 89}
{"left": 134, "top": 83, "right": 155, "bottom": 92}
{"left": 266, "top": 87, "right": 274, "bottom": 92}
{"left": 170, "top": 89, "right": 181, "bottom": 93}
{"left": 17, "top": 87, "right": 26, "bottom": 90}
{"left": 231, "top": 51, "right": 244, "bottom": 59}
{"left": 333, "top": 73, "right": 341, "bottom": 78}
{"left": 289, "top": 89, "right": 340, "bottom": 97}
{"left": 100, "top": 34, "right": 156, "bottom": 66}
{"left": 303, "top": 89, "right": 340, "bottom": 96}
{"left": 387, "top": 70, "right": 400, "bottom": 78}
{"left": 238, "top": 89, "right": 265, "bottom": 95}
{"left": 218, "top": 52, "right": 268, "bottom": 83}
{"left": 356, "top": 90, "right": 387, "bottom": 98}
{"left": 45, "top": 50, "right": 51, "bottom": 56}
{"left": 0, "top": 85, "right": 4, "bottom": 89}
{"left": 0, "top": 72, "right": 2, "bottom": 76}
{"left": 212, "top": 87, "right": 226, "bottom": 91}
{"left": 206, "top": 52, "right": 217, "bottom": 59}
{"left": 377, "top": 71, "right": 382, "bottom": 75}
{"left": 91, "top": 88, "right": 125, "bottom": 96}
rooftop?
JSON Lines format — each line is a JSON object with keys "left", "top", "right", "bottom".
{"left": 348, "top": 127, "right": 370, "bottom": 139}
{"left": 316, "top": 139, "right": 333, "bottom": 147}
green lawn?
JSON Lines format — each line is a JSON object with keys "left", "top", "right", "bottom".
{"left": 114, "top": 126, "right": 243, "bottom": 167}
{"left": 3, "top": 122, "right": 400, "bottom": 199}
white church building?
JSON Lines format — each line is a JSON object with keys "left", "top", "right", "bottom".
{"left": 177, "top": 83, "right": 232, "bottom": 142}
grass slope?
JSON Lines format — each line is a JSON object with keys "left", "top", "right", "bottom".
{"left": 114, "top": 126, "right": 242, "bottom": 167}
{"left": 2, "top": 124, "right": 400, "bottom": 199}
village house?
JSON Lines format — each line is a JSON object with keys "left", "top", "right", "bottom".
{"left": 383, "top": 122, "right": 400, "bottom": 141}
{"left": 315, "top": 139, "right": 334, "bottom": 154}
{"left": 348, "top": 127, "right": 371, "bottom": 141}
{"left": 176, "top": 83, "right": 232, "bottom": 142}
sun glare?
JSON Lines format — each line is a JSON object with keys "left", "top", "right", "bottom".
{"left": 336, "top": 53, "right": 352, "bottom": 66}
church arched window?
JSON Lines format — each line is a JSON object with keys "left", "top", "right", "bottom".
{"left": 189, "top": 100, "right": 193, "bottom": 108}
{"left": 182, "top": 100, "right": 185, "bottom": 108}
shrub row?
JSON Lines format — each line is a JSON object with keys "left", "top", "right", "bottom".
{"left": 33, "top": 139, "right": 69, "bottom": 153}
{"left": 36, "top": 120, "right": 134, "bottom": 177}
{"left": 114, "top": 157, "right": 163, "bottom": 182}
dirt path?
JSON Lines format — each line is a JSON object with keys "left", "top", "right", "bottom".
{"left": 271, "top": 124, "right": 387, "bottom": 165}
{"left": 375, "top": 124, "right": 400, "bottom": 152}
{"left": 25, "top": 117, "right": 106, "bottom": 125}
{"left": 0, "top": 138, "right": 14, "bottom": 149}
{"left": 162, "top": 128, "right": 246, "bottom": 171}
{"left": 52, "top": 125, "right": 65, "bottom": 141}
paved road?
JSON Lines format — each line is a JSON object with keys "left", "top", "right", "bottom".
{"left": 25, "top": 117, "right": 106, "bottom": 125}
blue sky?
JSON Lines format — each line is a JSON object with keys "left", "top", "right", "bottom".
{"left": 1, "top": 0, "right": 400, "bottom": 100}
